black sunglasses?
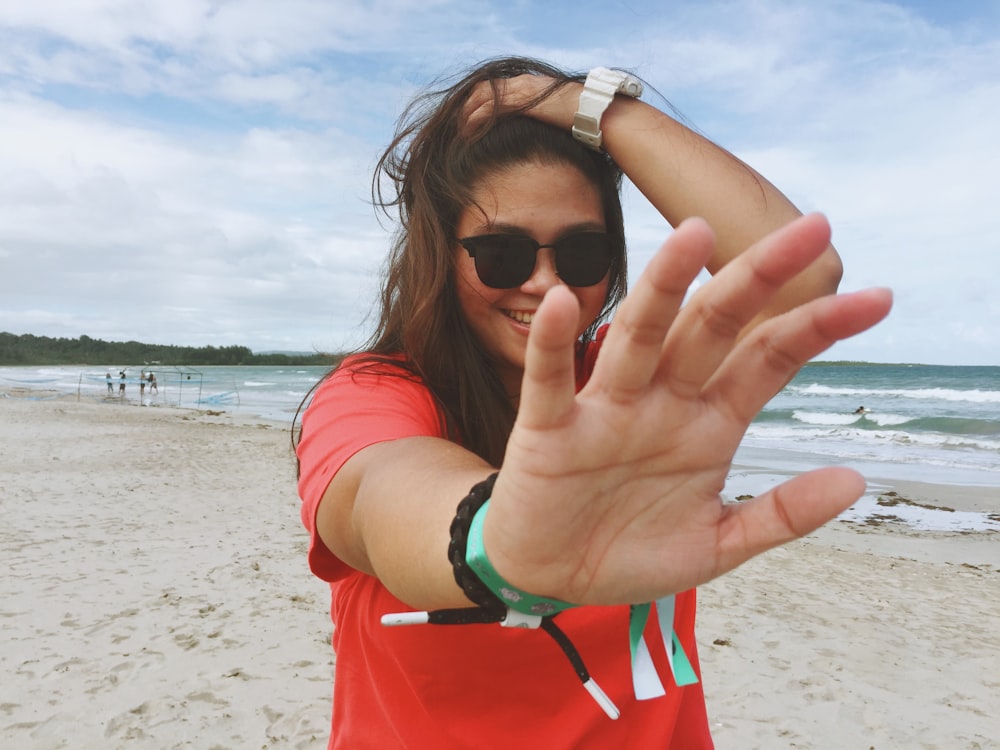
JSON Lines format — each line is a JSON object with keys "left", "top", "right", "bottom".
{"left": 458, "top": 232, "right": 614, "bottom": 289}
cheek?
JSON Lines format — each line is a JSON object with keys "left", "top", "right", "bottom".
{"left": 454, "top": 256, "right": 501, "bottom": 315}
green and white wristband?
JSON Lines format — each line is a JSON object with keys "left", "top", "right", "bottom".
{"left": 465, "top": 499, "right": 577, "bottom": 617}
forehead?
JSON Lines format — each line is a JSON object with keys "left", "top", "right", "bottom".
{"left": 460, "top": 160, "right": 605, "bottom": 234}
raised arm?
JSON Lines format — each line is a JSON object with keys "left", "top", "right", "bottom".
{"left": 467, "top": 74, "right": 844, "bottom": 329}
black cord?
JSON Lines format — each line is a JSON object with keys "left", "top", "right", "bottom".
{"left": 431, "top": 471, "right": 598, "bottom": 690}
{"left": 539, "top": 617, "right": 593, "bottom": 685}
{"left": 425, "top": 607, "right": 503, "bottom": 625}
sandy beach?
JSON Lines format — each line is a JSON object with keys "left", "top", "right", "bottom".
{"left": 1, "top": 394, "right": 997, "bottom": 749}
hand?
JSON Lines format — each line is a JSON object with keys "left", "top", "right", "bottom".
{"left": 461, "top": 74, "right": 579, "bottom": 135}
{"left": 485, "top": 213, "right": 892, "bottom": 605}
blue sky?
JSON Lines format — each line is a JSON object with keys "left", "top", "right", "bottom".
{"left": 1, "top": 0, "right": 997, "bottom": 365}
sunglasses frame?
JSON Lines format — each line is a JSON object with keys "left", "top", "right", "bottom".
{"left": 457, "top": 231, "right": 615, "bottom": 289}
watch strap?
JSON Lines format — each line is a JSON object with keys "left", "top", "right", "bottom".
{"left": 572, "top": 67, "right": 643, "bottom": 151}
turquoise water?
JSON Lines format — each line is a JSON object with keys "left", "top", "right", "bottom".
{"left": 3, "top": 362, "right": 998, "bottom": 489}
{"left": 741, "top": 363, "right": 999, "bottom": 487}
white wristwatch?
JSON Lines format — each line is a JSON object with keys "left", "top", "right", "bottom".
{"left": 572, "top": 67, "right": 643, "bottom": 151}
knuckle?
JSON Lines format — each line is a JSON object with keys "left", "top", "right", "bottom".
{"left": 695, "top": 300, "right": 745, "bottom": 342}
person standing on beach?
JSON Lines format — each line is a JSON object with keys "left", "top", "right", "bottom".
{"left": 106, "top": 371, "right": 113, "bottom": 395}
{"left": 148, "top": 372, "right": 157, "bottom": 395}
{"left": 295, "top": 57, "right": 891, "bottom": 748}
{"left": 118, "top": 370, "right": 126, "bottom": 397}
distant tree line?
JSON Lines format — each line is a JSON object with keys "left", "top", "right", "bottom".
{"left": 0, "top": 332, "right": 340, "bottom": 366}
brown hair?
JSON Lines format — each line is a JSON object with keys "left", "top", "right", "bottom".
{"left": 299, "top": 57, "right": 629, "bottom": 467}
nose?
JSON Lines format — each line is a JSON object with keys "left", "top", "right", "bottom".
{"left": 519, "top": 247, "right": 563, "bottom": 293}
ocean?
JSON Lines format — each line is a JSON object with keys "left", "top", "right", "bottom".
{"left": 740, "top": 363, "right": 1000, "bottom": 488}
{"left": 3, "top": 362, "right": 998, "bottom": 492}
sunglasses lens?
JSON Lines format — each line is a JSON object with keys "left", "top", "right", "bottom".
{"left": 555, "top": 234, "right": 613, "bottom": 287}
{"left": 467, "top": 236, "right": 536, "bottom": 288}
{"left": 461, "top": 233, "right": 614, "bottom": 288}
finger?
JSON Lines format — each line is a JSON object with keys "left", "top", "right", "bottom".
{"left": 460, "top": 81, "right": 497, "bottom": 135}
{"left": 462, "top": 76, "right": 554, "bottom": 134}
{"left": 662, "top": 213, "right": 833, "bottom": 397}
{"left": 706, "top": 286, "right": 893, "bottom": 423}
{"left": 588, "top": 218, "right": 715, "bottom": 395}
{"left": 517, "top": 285, "right": 583, "bottom": 429}
{"left": 715, "top": 467, "right": 866, "bottom": 572}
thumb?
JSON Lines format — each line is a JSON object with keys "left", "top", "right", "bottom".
{"left": 517, "top": 285, "right": 581, "bottom": 429}
{"left": 715, "top": 467, "right": 865, "bottom": 572}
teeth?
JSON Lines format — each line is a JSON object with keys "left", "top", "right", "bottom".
{"left": 506, "top": 310, "right": 534, "bottom": 325}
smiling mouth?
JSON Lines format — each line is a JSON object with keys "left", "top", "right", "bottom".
{"left": 504, "top": 310, "right": 534, "bottom": 325}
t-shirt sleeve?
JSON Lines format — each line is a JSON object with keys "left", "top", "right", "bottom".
{"left": 296, "top": 358, "right": 445, "bottom": 581}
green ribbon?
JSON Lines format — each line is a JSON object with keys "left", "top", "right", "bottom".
{"left": 468, "top": 499, "right": 698, "bottom": 697}
{"left": 629, "top": 596, "right": 698, "bottom": 700}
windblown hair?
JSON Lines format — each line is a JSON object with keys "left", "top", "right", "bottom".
{"left": 300, "top": 57, "right": 629, "bottom": 467}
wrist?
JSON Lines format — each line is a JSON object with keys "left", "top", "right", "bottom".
{"left": 467, "top": 499, "right": 576, "bottom": 616}
{"left": 446, "top": 473, "right": 576, "bottom": 617}
{"left": 521, "top": 77, "right": 587, "bottom": 132}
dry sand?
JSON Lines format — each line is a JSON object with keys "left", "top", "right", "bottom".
{"left": 1, "top": 395, "right": 997, "bottom": 749}
{"left": 1, "top": 396, "right": 332, "bottom": 749}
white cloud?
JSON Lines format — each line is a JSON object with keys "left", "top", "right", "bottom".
{"left": 0, "top": 0, "right": 997, "bottom": 363}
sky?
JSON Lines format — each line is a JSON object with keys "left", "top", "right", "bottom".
{"left": 1, "top": 0, "right": 998, "bottom": 365}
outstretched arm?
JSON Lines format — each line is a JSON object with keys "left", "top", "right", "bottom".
{"left": 315, "top": 214, "right": 891, "bottom": 610}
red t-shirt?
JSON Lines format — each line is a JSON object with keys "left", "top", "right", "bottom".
{"left": 297, "top": 330, "right": 713, "bottom": 749}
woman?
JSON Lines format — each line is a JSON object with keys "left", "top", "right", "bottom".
{"left": 296, "top": 57, "right": 890, "bottom": 748}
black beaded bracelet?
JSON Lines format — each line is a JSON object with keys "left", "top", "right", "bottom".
{"left": 446, "top": 472, "right": 506, "bottom": 617}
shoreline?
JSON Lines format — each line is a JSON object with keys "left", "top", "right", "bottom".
{"left": 1, "top": 395, "right": 997, "bottom": 748}
{"left": 726, "top": 463, "right": 999, "bottom": 529}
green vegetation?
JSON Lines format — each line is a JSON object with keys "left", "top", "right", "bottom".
{"left": 806, "top": 360, "right": 914, "bottom": 367}
{"left": 0, "top": 332, "right": 339, "bottom": 366}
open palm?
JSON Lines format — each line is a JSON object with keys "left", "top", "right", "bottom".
{"left": 485, "top": 214, "right": 892, "bottom": 606}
